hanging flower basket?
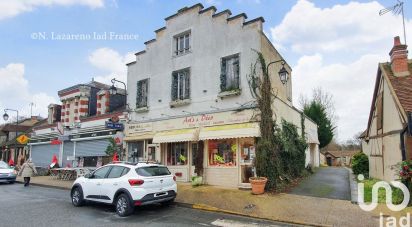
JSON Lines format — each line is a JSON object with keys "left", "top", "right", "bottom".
{"left": 249, "top": 177, "right": 267, "bottom": 195}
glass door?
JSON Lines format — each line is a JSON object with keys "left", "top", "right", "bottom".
{"left": 146, "top": 143, "right": 160, "bottom": 163}
{"left": 239, "top": 138, "right": 255, "bottom": 184}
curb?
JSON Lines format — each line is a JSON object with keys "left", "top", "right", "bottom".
{"left": 177, "top": 202, "right": 332, "bottom": 227}
{"left": 15, "top": 180, "right": 71, "bottom": 191}
{"left": 17, "top": 181, "right": 331, "bottom": 227}
{"left": 345, "top": 167, "right": 358, "bottom": 204}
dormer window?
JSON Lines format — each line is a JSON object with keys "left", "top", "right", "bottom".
{"left": 174, "top": 31, "right": 191, "bottom": 56}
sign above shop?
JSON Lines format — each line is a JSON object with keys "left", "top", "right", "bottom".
{"left": 159, "top": 109, "right": 256, "bottom": 131}
{"left": 125, "top": 109, "right": 256, "bottom": 136}
{"left": 105, "top": 121, "right": 124, "bottom": 130}
{"left": 126, "top": 122, "right": 153, "bottom": 135}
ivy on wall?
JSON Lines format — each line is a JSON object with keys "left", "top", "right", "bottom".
{"left": 248, "top": 51, "right": 307, "bottom": 190}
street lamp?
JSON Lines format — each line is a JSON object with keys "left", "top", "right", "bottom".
{"left": 266, "top": 60, "right": 289, "bottom": 85}
{"left": 109, "top": 78, "right": 126, "bottom": 95}
{"left": 3, "top": 113, "right": 9, "bottom": 121}
{"left": 109, "top": 78, "right": 128, "bottom": 109}
{"left": 3, "top": 109, "right": 19, "bottom": 124}
{"left": 3, "top": 109, "right": 19, "bottom": 162}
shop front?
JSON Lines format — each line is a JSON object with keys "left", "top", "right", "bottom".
{"left": 123, "top": 122, "right": 157, "bottom": 163}
{"left": 71, "top": 130, "right": 120, "bottom": 168}
{"left": 30, "top": 142, "right": 61, "bottom": 168}
{"left": 125, "top": 109, "right": 260, "bottom": 187}
{"left": 199, "top": 123, "right": 259, "bottom": 188}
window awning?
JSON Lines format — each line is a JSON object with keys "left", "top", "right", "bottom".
{"left": 199, "top": 123, "right": 260, "bottom": 140}
{"left": 124, "top": 133, "right": 155, "bottom": 141}
{"left": 152, "top": 128, "right": 199, "bottom": 143}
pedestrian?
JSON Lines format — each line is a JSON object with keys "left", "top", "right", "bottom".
{"left": 18, "top": 158, "right": 37, "bottom": 187}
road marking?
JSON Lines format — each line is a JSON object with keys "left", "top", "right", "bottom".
{"left": 211, "top": 219, "right": 279, "bottom": 227}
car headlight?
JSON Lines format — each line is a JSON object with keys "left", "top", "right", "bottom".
{"left": 8, "top": 172, "right": 16, "bottom": 177}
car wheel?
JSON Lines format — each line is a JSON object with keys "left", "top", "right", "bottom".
{"left": 71, "top": 187, "right": 85, "bottom": 207}
{"left": 115, "top": 194, "right": 134, "bottom": 217}
{"left": 9, "top": 181, "right": 15, "bottom": 184}
{"left": 161, "top": 198, "right": 175, "bottom": 206}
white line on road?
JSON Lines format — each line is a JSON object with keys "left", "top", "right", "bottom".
{"left": 211, "top": 219, "right": 280, "bottom": 227}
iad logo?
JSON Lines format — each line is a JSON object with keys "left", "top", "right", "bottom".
{"left": 357, "top": 174, "right": 410, "bottom": 212}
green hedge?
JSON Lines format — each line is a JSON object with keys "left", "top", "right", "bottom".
{"left": 352, "top": 152, "right": 369, "bottom": 177}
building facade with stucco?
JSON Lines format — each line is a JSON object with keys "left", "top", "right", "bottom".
{"left": 124, "top": 3, "right": 319, "bottom": 188}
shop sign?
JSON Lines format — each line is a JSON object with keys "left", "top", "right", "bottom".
{"left": 126, "top": 122, "right": 153, "bottom": 135}
{"left": 105, "top": 121, "right": 124, "bottom": 130}
{"left": 157, "top": 109, "right": 256, "bottom": 130}
{"left": 71, "top": 130, "right": 115, "bottom": 139}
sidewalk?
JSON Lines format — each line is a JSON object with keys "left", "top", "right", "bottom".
{"left": 16, "top": 176, "right": 407, "bottom": 226}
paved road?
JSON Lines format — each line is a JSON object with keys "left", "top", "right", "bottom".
{"left": 290, "top": 167, "right": 350, "bottom": 200}
{"left": 0, "top": 183, "right": 297, "bottom": 227}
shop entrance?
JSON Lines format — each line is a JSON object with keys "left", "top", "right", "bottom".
{"left": 146, "top": 143, "right": 160, "bottom": 163}
{"left": 239, "top": 138, "right": 256, "bottom": 185}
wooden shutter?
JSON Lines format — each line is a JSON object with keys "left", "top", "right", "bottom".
{"left": 136, "top": 81, "right": 142, "bottom": 108}
{"left": 144, "top": 79, "right": 148, "bottom": 106}
{"left": 184, "top": 71, "right": 190, "bottom": 99}
{"left": 233, "top": 56, "right": 240, "bottom": 89}
{"left": 220, "top": 58, "right": 227, "bottom": 91}
{"left": 171, "top": 73, "right": 178, "bottom": 101}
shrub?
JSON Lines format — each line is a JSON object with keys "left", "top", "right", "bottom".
{"left": 352, "top": 152, "right": 369, "bottom": 177}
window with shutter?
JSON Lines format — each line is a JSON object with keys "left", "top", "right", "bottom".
{"left": 171, "top": 69, "right": 190, "bottom": 101}
{"left": 220, "top": 54, "right": 240, "bottom": 92}
{"left": 136, "top": 79, "right": 149, "bottom": 108}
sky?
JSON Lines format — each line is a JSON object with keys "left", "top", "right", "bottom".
{"left": 0, "top": 0, "right": 411, "bottom": 142}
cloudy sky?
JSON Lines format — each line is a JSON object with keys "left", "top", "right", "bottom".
{"left": 0, "top": 0, "right": 410, "bottom": 142}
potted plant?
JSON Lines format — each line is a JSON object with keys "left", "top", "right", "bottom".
{"left": 249, "top": 153, "right": 267, "bottom": 195}
{"left": 249, "top": 177, "right": 267, "bottom": 195}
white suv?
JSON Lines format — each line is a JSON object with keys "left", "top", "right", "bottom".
{"left": 70, "top": 162, "right": 177, "bottom": 217}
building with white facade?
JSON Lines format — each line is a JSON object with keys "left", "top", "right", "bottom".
{"left": 125, "top": 4, "right": 319, "bottom": 188}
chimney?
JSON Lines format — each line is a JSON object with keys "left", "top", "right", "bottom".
{"left": 389, "top": 36, "right": 410, "bottom": 77}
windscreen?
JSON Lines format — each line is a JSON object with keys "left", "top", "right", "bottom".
{"left": 136, "top": 166, "right": 171, "bottom": 177}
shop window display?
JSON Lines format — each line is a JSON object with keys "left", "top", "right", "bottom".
{"left": 208, "top": 139, "right": 236, "bottom": 167}
{"left": 167, "top": 142, "right": 188, "bottom": 165}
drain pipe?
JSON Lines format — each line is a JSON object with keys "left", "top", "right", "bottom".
{"left": 401, "top": 112, "right": 412, "bottom": 161}
{"left": 401, "top": 127, "right": 408, "bottom": 161}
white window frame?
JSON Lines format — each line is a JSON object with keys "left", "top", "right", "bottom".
{"left": 174, "top": 31, "right": 191, "bottom": 56}
{"left": 171, "top": 69, "right": 190, "bottom": 101}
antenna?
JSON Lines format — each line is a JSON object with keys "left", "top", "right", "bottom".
{"left": 379, "top": 0, "right": 407, "bottom": 45}
{"left": 29, "top": 102, "right": 35, "bottom": 117}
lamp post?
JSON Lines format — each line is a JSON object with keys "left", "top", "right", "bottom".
{"left": 3, "top": 108, "right": 19, "bottom": 163}
{"left": 109, "top": 78, "right": 127, "bottom": 109}
{"left": 266, "top": 60, "right": 289, "bottom": 85}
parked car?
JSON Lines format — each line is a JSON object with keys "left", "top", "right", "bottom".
{"left": 0, "top": 161, "right": 16, "bottom": 184}
{"left": 70, "top": 162, "right": 177, "bottom": 217}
